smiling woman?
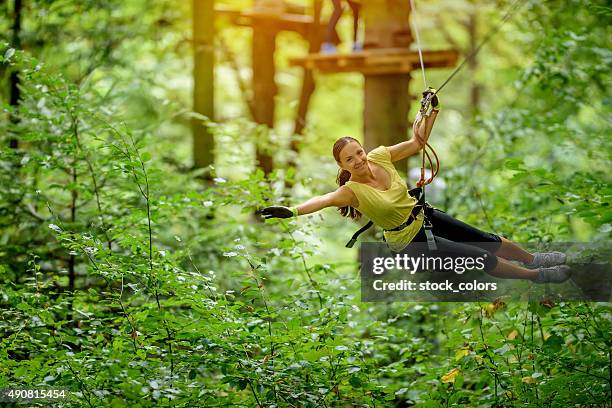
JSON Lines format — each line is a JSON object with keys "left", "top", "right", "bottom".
{"left": 335, "top": 140, "right": 423, "bottom": 241}
{"left": 261, "top": 93, "right": 570, "bottom": 284}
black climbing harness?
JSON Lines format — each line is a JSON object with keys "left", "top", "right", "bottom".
{"left": 345, "top": 186, "right": 435, "bottom": 249}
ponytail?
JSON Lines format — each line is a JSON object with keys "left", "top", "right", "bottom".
{"left": 333, "top": 137, "right": 362, "bottom": 220}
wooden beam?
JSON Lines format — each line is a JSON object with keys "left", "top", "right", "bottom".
{"left": 289, "top": 49, "right": 460, "bottom": 75}
{"left": 215, "top": 8, "right": 339, "bottom": 43}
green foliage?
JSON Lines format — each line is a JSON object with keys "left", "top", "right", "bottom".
{"left": 441, "top": 0, "right": 611, "bottom": 243}
{"left": 0, "top": 0, "right": 611, "bottom": 407}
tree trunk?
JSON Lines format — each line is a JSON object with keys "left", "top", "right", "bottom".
{"left": 288, "top": 0, "right": 323, "bottom": 171}
{"left": 9, "top": 0, "right": 22, "bottom": 149}
{"left": 251, "top": 20, "right": 277, "bottom": 175}
{"left": 362, "top": 0, "right": 412, "bottom": 173}
{"left": 192, "top": 0, "right": 215, "bottom": 175}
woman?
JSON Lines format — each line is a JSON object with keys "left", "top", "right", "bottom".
{"left": 262, "top": 93, "right": 570, "bottom": 284}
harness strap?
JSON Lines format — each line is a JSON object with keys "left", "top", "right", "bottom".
{"left": 345, "top": 220, "right": 374, "bottom": 248}
{"left": 413, "top": 110, "right": 440, "bottom": 188}
{"left": 385, "top": 193, "right": 424, "bottom": 231}
{"left": 423, "top": 204, "right": 437, "bottom": 251}
{"left": 418, "top": 174, "right": 437, "bottom": 251}
{"left": 345, "top": 187, "right": 426, "bottom": 248}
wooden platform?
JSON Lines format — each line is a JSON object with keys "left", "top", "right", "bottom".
{"left": 289, "top": 48, "right": 460, "bottom": 75}
{"left": 216, "top": 8, "right": 335, "bottom": 40}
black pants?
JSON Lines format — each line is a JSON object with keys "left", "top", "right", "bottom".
{"left": 410, "top": 209, "right": 502, "bottom": 272}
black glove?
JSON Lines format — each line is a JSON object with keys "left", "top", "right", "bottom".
{"left": 261, "top": 206, "right": 296, "bottom": 219}
{"left": 422, "top": 88, "right": 439, "bottom": 108}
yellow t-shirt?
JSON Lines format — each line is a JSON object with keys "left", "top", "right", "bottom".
{"left": 345, "top": 146, "right": 424, "bottom": 252}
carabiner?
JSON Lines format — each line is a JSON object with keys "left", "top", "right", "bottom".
{"left": 419, "top": 87, "right": 438, "bottom": 114}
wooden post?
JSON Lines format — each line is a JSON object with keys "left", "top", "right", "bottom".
{"left": 251, "top": 2, "right": 278, "bottom": 175}
{"left": 192, "top": 0, "right": 215, "bottom": 173}
{"left": 219, "top": 0, "right": 341, "bottom": 177}
{"left": 362, "top": 0, "right": 412, "bottom": 172}
{"left": 289, "top": 0, "right": 322, "bottom": 165}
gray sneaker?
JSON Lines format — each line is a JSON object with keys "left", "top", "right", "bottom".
{"left": 526, "top": 251, "right": 567, "bottom": 268}
{"left": 533, "top": 265, "right": 571, "bottom": 284}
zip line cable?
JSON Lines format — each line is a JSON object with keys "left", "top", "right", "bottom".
{"left": 409, "top": 0, "right": 528, "bottom": 187}
{"left": 409, "top": 0, "right": 428, "bottom": 89}
{"left": 434, "top": 0, "right": 528, "bottom": 94}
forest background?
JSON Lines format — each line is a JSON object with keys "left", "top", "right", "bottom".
{"left": 0, "top": 0, "right": 610, "bottom": 406}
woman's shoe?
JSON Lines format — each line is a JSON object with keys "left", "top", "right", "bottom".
{"left": 525, "top": 251, "right": 567, "bottom": 268}
{"left": 320, "top": 42, "right": 337, "bottom": 54}
{"left": 532, "top": 265, "right": 571, "bottom": 284}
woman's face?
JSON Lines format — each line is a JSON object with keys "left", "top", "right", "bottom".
{"left": 338, "top": 141, "right": 368, "bottom": 175}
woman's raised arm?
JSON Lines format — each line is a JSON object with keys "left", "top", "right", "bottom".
{"left": 388, "top": 91, "right": 440, "bottom": 162}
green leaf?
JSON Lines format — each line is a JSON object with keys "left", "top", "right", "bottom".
{"left": 4, "top": 48, "right": 15, "bottom": 61}
{"left": 504, "top": 158, "right": 526, "bottom": 171}
{"left": 494, "top": 344, "right": 511, "bottom": 355}
{"left": 349, "top": 376, "right": 362, "bottom": 388}
{"left": 544, "top": 334, "right": 564, "bottom": 353}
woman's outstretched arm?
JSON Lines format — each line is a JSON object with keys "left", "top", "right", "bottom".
{"left": 262, "top": 186, "right": 356, "bottom": 219}
{"left": 295, "top": 186, "right": 356, "bottom": 215}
